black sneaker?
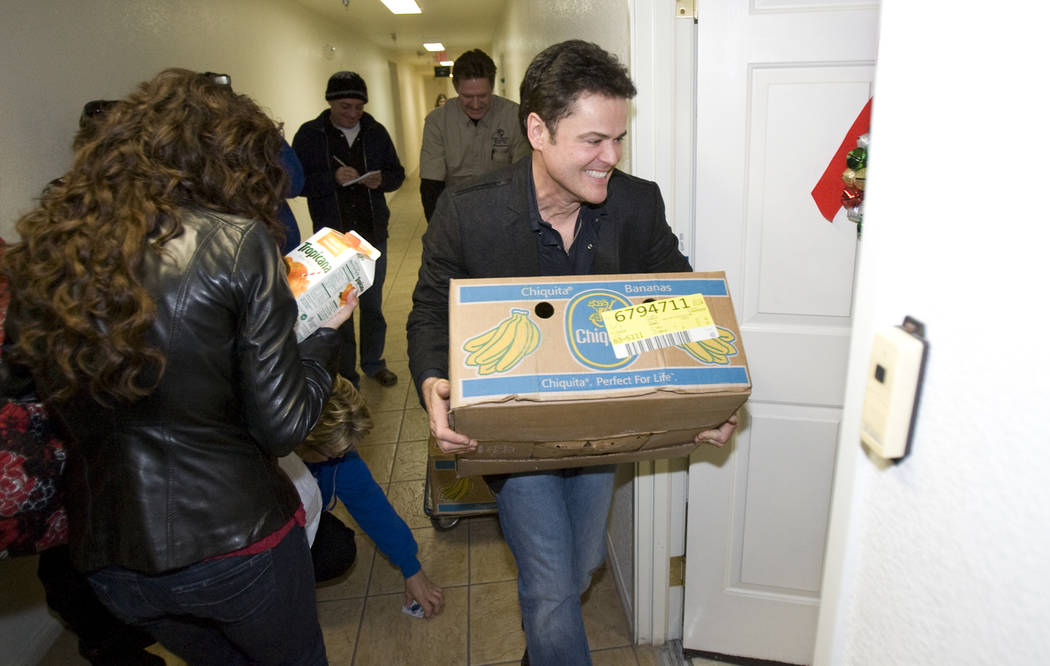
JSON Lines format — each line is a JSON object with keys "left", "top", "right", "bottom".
{"left": 372, "top": 368, "right": 398, "bottom": 387}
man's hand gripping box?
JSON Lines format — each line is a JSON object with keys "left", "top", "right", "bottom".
{"left": 448, "top": 273, "right": 751, "bottom": 475}
{"left": 285, "top": 228, "right": 381, "bottom": 342}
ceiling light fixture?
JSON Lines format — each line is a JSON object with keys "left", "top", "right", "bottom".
{"left": 439, "top": 60, "right": 453, "bottom": 67}
{"left": 380, "top": 0, "right": 421, "bottom": 14}
{"left": 423, "top": 42, "right": 445, "bottom": 52}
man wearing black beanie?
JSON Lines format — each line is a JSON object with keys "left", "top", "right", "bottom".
{"left": 293, "top": 71, "right": 405, "bottom": 388}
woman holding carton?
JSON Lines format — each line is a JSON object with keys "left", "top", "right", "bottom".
{"left": 0, "top": 69, "right": 354, "bottom": 666}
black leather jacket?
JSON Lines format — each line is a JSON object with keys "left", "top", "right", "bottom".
{"left": 5, "top": 209, "right": 341, "bottom": 573}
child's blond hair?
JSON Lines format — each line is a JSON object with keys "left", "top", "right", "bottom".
{"left": 296, "top": 376, "right": 373, "bottom": 462}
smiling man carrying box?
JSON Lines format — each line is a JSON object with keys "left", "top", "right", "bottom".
{"left": 407, "top": 40, "right": 740, "bottom": 666}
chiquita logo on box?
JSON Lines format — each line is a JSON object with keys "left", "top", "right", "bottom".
{"left": 565, "top": 289, "right": 636, "bottom": 371}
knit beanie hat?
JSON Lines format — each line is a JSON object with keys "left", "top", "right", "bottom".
{"left": 325, "top": 71, "right": 368, "bottom": 103}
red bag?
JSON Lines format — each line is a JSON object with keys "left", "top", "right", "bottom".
{"left": 0, "top": 399, "right": 68, "bottom": 557}
{"left": 0, "top": 246, "right": 69, "bottom": 557}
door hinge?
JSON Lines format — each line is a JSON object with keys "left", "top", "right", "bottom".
{"left": 675, "top": 0, "right": 696, "bottom": 21}
{"left": 669, "top": 555, "right": 685, "bottom": 587}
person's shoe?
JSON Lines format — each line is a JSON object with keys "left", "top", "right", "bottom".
{"left": 372, "top": 368, "right": 398, "bottom": 387}
{"left": 521, "top": 649, "right": 529, "bottom": 665}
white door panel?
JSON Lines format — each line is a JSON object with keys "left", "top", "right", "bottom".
{"left": 684, "top": 1, "right": 878, "bottom": 662}
{"left": 739, "top": 405, "right": 840, "bottom": 592}
{"left": 744, "top": 329, "right": 851, "bottom": 406}
{"left": 687, "top": 419, "right": 821, "bottom": 659}
{"left": 747, "top": 67, "right": 873, "bottom": 318}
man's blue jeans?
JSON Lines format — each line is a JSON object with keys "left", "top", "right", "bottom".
{"left": 491, "top": 465, "right": 617, "bottom": 666}
{"left": 87, "top": 525, "right": 326, "bottom": 666}
{"left": 338, "top": 239, "right": 388, "bottom": 384}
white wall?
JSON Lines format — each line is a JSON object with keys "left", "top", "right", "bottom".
{"left": 0, "top": 0, "right": 407, "bottom": 243}
{"left": 493, "top": 1, "right": 635, "bottom": 176}
{"left": 494, "top": 0, "right": 630, "bottom": 104}
{"left": 815, "top": 1, "right": 1050, "bottom": 664}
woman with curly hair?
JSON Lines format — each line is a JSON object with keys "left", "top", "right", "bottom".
{"left": 0, "top": 69, "right": 354, "bottom": 665}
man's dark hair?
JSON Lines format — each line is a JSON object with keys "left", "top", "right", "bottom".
{"left": 518, "top": 40, "right": 636, "bottom": 138}
{"left": 453, "top": 49, "right": 497, "bottom": 87}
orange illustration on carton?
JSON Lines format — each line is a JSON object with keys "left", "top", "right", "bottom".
{"left": 284, "top": 258, "right": 310, "bottom": 298}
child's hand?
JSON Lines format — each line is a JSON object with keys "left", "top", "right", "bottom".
{"left": 404, "top": 570, "right": 444, "bottom": 618}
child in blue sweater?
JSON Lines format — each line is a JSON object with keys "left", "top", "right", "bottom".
{"left": 297, "top": 377, "right": 444, "bottom": 618}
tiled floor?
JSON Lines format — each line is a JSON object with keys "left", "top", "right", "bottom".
{"left": 39, "top": 174, "right": 710, "bottom": 666}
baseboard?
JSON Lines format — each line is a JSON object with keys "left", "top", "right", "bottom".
{"left": 15, "top": 614, "right": 64, "bottom": 665}
{"left": 0, "top": 555, "right": 64, "bottom": 665}
{"left": 605, "top": 530, "right": 634, "bottom": 637}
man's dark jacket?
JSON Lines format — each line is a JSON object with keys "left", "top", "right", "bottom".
{"left": 292, "top": 109, "right": 405, "bottom": 243}
{"left": 407, "top": 156, "right": 691, "bottom": 396}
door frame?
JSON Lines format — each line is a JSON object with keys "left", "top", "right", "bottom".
{"left": 628, "top": 0, "right": 698, "bottom": 645}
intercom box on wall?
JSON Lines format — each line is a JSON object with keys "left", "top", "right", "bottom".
{"left": 860, "top": 316, "right": 928, "bottom": 461}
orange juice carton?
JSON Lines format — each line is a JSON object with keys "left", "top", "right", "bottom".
{"left": 284, "top": 228, "right": 381, "bottom": 342}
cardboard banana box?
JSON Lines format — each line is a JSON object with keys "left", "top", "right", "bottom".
{"left": 426, "top": 439, "right": 498, "bottom": 518}
{"left": 285, "top": 228, "right": 380, "bottom": 342}
{"left": 448, "top": 272, "right": 751, "bottom": 475}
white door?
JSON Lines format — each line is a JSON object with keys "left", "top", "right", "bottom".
{"left": 683, "top": 2, "right": 879, "bottom": 662}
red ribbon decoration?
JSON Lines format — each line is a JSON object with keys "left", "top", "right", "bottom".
{"left": 811, "top": 98, "right": 873, "bottom": 222}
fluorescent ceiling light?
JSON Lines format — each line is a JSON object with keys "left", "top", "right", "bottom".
{"left": 439, "top": 60, "right": 453, "bottom": 66}
{"left": 423, "top": 42, "right": 445, "bottom": 52}
{"left": 380, "top": 0, "right": 421, "bottom": 14}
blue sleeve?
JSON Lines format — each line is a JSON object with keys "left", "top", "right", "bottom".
{"left": 280, "top": 140, "right": 305, "bottom": 198}
{"left": 308, "top": 453, "right": 421, "bottom": 578}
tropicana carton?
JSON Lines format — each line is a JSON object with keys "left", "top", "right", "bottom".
{"left": 447, "top": 272, "right": 751, "bottom": 475}
{"left": 284, "top": 228, "right": 380, "bottom": 342}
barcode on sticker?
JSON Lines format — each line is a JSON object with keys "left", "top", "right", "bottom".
{"left": 612, "top": 324, "right": 718, "bottom": 359}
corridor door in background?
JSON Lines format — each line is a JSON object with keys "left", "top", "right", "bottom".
{"left": 683, "top": 1, "right": 879, "bottom": 662}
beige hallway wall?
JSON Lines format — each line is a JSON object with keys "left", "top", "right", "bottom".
{"left": 0, "top": 0, "right": 407, "bottom": 242}
{"left": 493, "top": 0, "right": 630, "bottom": 103}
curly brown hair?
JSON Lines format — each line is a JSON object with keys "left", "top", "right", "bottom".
{"left": 1, "top": 68, "right": 288, "bottom": 405}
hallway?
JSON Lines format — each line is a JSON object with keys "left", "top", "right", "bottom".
{"left": 38, "top": 174, "right": 691, "bottom": 665}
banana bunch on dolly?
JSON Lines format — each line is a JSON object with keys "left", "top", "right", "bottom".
{"left": 462, "top": 308, "right": 541, "bottom": 375}
{"left": 678, "top": 327, "right": 739, "bottom": 365}
{"left": 440, "top": 477, "right": 473, "bottom": 501}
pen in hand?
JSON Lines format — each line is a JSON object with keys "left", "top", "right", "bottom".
{"left": 333, "top": 155, "right": 354, "bottom": 187}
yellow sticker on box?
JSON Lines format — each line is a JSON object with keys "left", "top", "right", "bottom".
{"left": 600, "top": 293, "right": 719, "bottom": 359}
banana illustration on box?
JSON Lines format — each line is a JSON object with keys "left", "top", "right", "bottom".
{"left": 587, "top": 298, "right": 614, "bottom": 327}
{"left": 462, "top": 308, "right": 541, "bottom": 375}
{"left": 440, "top": 477, "right": 474, "bottom": 501}
{"left": 678, "top": 327, "right": 739, "bottom": 365}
